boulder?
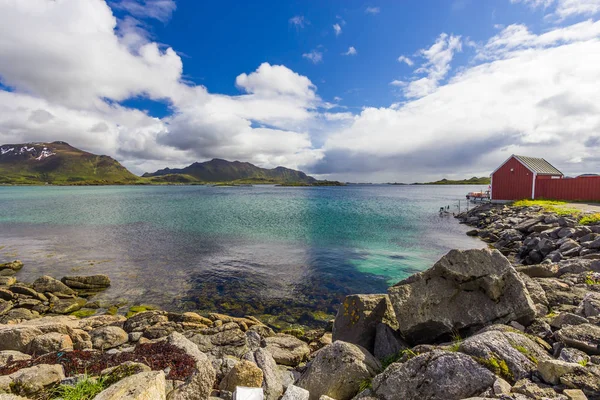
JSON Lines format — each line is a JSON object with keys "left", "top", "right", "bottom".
{"left": 29, "top": 332, "right": 73, "bottom": 355}
{"left": 61, "top": 274, "right": 111, "bottom": 290}
{"left": 296, "top": 341, "right": 380, "bottom": 400}
{"left": 244, "top": 348, "right": 283, "bottom": 400}
{"left": 95, "top": 371, "right": 166, "bottom": 400}
{"left": 90, "top": 326, "right": 129, "bottom": 350}
{"left": 372, "top": 350, "right": 496, "bottom": 400}
{"left": 511, "top": 378, "right": 566, "bottom": 399}
{"left": 6, "top": 364, "right": 65, "bottom": 397}
{"left": 281, "top": 385, "right": 310, "bottom": 400}
{"left": 0, "top": 261, "right": 23, "bottom": 272}
{"left": 332, "top": 294, "right": 398, "bottom": 354}
{"left": 538, "top": 360, "right": 584, "bottom": 385}
{"left": 32, "top": 276, "right": 76, "bottom": 295}
{"left": 265, "top": 335, "right": 310, "bottom": 367}
{"left": 0, "top": 308, "right": 40, "bottom": 324}
{"left": 458, "top": 329, "right": 550, "bottom": 382}
{"left": 558, "top": 347, "right": 590, "bottom": 364}
{"left": 219, "top": 360, "right": 264, "bottom": 392}
{"left": 0, "top": 326, "right": 43, "bottom": 353}
{"left": 0, "top": 276, "right": 17, "bottom": 286}
{"left": 185, "top": 322, "right": 249, "bottom": 359}
{"left": 165, "top": 332, "right": 216, "bottom": 400}
{"left": 555, "top": 324, "right": 600, "bottom": 355}
{"left": 388, "top": 249, "right": 536, "bottom": 343}
{"left": 0, "top": 351, "right": 30, "bottom": 367}
{"left": 373, "top": 323, "right": 407, "bottom": 360}
{"left": 550, "top": 312, "right": 589, "bottom": 329}
{"left": 51, "top": 297, "right": 87, "bottom": 314}
{"left": 578, "top": 292, "right": 600, "bottom": 318}
{"left": 123, "top": 311, "right": 169, "bottom": 333}
{"left": 563, "top": 389, "right": 588, "bottom": 400}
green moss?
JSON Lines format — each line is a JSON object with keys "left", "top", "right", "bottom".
{"left": 281, "top": 328, "right": 305, "bottom": 339}
{"left": 584, "top": 272, "right": 600, "bottom": 285}
{"left": 513, "top": 345, "right": 538, "bottom": 364}
{"left": 580, "top": 213, "right": 600, "bottom": 226}
{"left": 358, "top": 378, "right": 372, "bottom": 392}
{"left": 475, "top": 355, "right": 514, "bottom": 382}
{"left": 50, "top": 374, "right": 107, "bottom": 400}
{"left": 126, "top": 304, "right": 158, "bottom": 318}
{"left": 578, "top": 359, "right": 589, "bottom": 367}
{"left": 70, "top": 309, "right": 96, "bottom": 318}
{"left": 105, "top": 306, "right": 118, "bottom": 316}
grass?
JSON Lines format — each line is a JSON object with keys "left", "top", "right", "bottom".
{"left": 578, "top": 359, "right": 589, "bottom": 367}
{"left": 585, "top": 272, "right": 600, "bottom": 285}
{"left": 358, "top": 378, "right": 372, "bottom": 392}
{"left": 580, "top": 213, "right": 600, "bottom": 225}
{"left": 50, "top": 374, "right": 107, "bottom": 400}
{"left": 448, "top": 331, "right": 463, "bottom": 352}
{"left": 512, "top": 199, "right": 580, "bottom": 216}
{"left": 513, "top": 345, "right": 538, "bottom": 364}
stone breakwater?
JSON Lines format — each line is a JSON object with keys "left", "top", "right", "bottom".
{"left": 0, "top": 202, "right": 599, "bottom": 399}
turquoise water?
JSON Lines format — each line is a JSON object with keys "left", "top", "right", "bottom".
{"left": 0, "top": 185, "right": 483, "bottom": 323}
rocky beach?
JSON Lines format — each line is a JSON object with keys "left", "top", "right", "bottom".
{"left": 0, "top": 202, "right": 599, "bottom": 400}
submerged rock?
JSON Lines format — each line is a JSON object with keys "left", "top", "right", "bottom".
{"left": 32, "top": 276, "right": 76, "bottom": 295}
{"left": 372, "top": 350, "right": 495, "bottom": 400}
{"left": 61, "top": 275, "right": 111, "bottom": 290}
{"left": 388, "top": 249, "right": 536, "bottom": 343}
{"left": 297, "top": 341, "right": 380, "bottom": 400}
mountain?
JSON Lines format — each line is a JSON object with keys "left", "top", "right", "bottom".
{"left": 0, "top": 141, "right": 138, "bottom": 184}
{"left": 143, "top": 158, "right": 317, "bottom": 184}
{"left": 420, "top": 176, "right": 491, "bottom": 185}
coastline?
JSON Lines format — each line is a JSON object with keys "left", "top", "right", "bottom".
{"left": 0, "top": 202, "right": 599, "bottom": 399}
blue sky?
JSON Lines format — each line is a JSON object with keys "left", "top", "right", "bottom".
{"left": 0, "top": 0, "right": 600, "bottom": 182}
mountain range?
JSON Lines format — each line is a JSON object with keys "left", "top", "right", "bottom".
{"left": 0, "top": 141, "right": 321, "bottom": 185}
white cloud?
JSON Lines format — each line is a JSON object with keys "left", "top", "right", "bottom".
{"left": 289, "top": 15, "right": 307, "bottom": 28}
{"left": 302, "top": 50, "right": 323, "bottom": 64}
{"left": 510, "top": 0, "right": 600, "bottom": 20}
{"left": 389, "top": 80, "right": 406, "bottom": 87}
{"left": 312, "top": 19, "right": 600, "bottom": 182}
{"left": 333, "top": 23, "right": 342, "bottom": 36}
{"left": 333, "top": 96, "right": 342, "bottom": 102}
{"left": 343, "top": 46, "right": 357, "bottom": 56}
{"left": 112, "top": 0, "right": 176, "bottom": 22}
{"left": 403, "top": 33, "right": 462, "bottom": 98}
{"left": 397, "top": 55, "right": 414, "bottom": 66}
{"left": 365, "top": 6, "right": 380, "bottom": 14}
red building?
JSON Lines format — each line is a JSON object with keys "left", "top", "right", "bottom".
{"left": 491, "top": 155, "right": 600, "bottom": 201}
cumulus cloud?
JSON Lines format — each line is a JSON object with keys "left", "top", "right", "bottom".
{"left": 302, "top": 50, "right": 323, "bottom": 64}
{"left": 312, "top": 20, "right": 600, "bottom": 182}
{"left": 343, "top": 46, "right": 357, "bottom": 56}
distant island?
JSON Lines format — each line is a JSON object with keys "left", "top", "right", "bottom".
{"left": 0, "top": 141, "right": 342, "bottom": 186}
{"left": 388, "top": 176, "right": 491, "bottom": 186}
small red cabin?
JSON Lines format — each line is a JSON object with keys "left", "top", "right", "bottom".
{"left": 491, "top": 155, "right": 563, "bottom": 201}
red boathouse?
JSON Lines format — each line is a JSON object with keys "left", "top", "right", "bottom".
{"left": 491, "top": 155, "right": 600, "bottom": 201}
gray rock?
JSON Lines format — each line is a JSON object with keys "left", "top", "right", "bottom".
{"left": 244, "top": 348, "right": 283, "bottom": 400}
{"left": 265, "top": 335, "right": 310, "bottom": 367}
{"left": 578, "top": 292, "right": 600, "bottom": 318}
{"left": 61, "top": 274, "right": 111, "bottom": 290}
{"left": 388, "top": 249, "right": 536, "bottom": 343}
{"left": 29, "top": 332, "right": 73, "bottom": 355}
{"left": 5, "top": 364, "right": 65, "bottom": 397}
{"left": 511, "top": 378, "right": 566, "bottom": 399}
{"left": 51, "top": 297, "right": 86, "bottom": 314}
{"left": 297, "top": 341, "right": 380, "bottom": 400}
{"left": 519, "top": 274, "right": 549, "bottom": 306}
{"left": 555, "top": 324, "right": 600, "bottom": 355}
{"left": 32, "top": 275, "right": 76, "bottom": 295}
{"left": 0, "top": 326, "right": 43, "bottom": 353}
{"left": 185, "top": 322, "right": 249, "bottom": 359}
{"left": 123, "top": 311, "right": 168, "bottom": 333}
{"left": 550, "top": 312, "right": 589, "bottom": 329}
{"left": 559, "top": 347, "right": 590, "bottom": 364}
{"left": 90, "top": 326, "right": 129, "bottom": 350}
{"left": 0, "top": 350, "right": 30, "bottom": 367}
{"left": 219, "top": 360, "right": 263, "bottom": 392}
{"left": 517, "top": 263, "right": 559, "bottom": 278}
{"left": 165, "top": 332, "right": 216, "bottom": 400}
{"left": 458, "top": 329, "right": 550, "bottom": 382}
{"left": 373, "top": 323, "right": 407, "bottom": 361}
{"left": 281, "top": 385, "right": 310, "bottom": 400}
{"left": 563, "top": 389, "right": 588, "bottom": 400}
{"left": 95, "top": 371, "right": 166, "bottom": 400}
{"left": 538, "top": 359, "right": 583, "bottom": 385}
{"left": 332, "top": 294, "right": 398, "bottom": 354}
{"left": 515, "top": 217, "right": 544, "bottom": 232}
{"left": 372, "top": 350, "right": 495, "bottom": 400}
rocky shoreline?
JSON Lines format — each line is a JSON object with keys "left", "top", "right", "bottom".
{"left": 0, "top": 202, "right": 599, "bottom": 399}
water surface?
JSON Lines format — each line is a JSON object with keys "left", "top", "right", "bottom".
{"left": 0, "top": 185, "right": 484, "bottom": 326}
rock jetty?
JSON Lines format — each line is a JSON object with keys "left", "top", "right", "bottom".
{"left": 0, "top": 201, "right": 599, "bottom": 399}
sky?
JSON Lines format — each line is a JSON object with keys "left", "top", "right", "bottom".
{"left": 0, "top": 0, "right": 600, "bottom": 182}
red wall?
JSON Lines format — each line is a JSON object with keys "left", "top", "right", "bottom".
{"left": 492, "top": 157, "right": 534, "bottom": 200}
{"left": 536, "top": 176, "right": 600, "bottom": 201}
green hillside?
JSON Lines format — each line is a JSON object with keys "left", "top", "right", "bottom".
{"left": 420, "top": 176, "right": 491, "bottom": 185}
{"left": 0, "top": 142, "right": 138, "bottom": 184}
{"left": 143, "top": 158, "right": 317, "bottom": 184}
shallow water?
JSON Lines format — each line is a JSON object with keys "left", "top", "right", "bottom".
{"left": 0, "top": 185, "right": 484, "bottom": 325}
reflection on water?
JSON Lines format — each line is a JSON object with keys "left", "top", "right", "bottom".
{"left": 0, "top": 185, "right": 484, "bottom": 325}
